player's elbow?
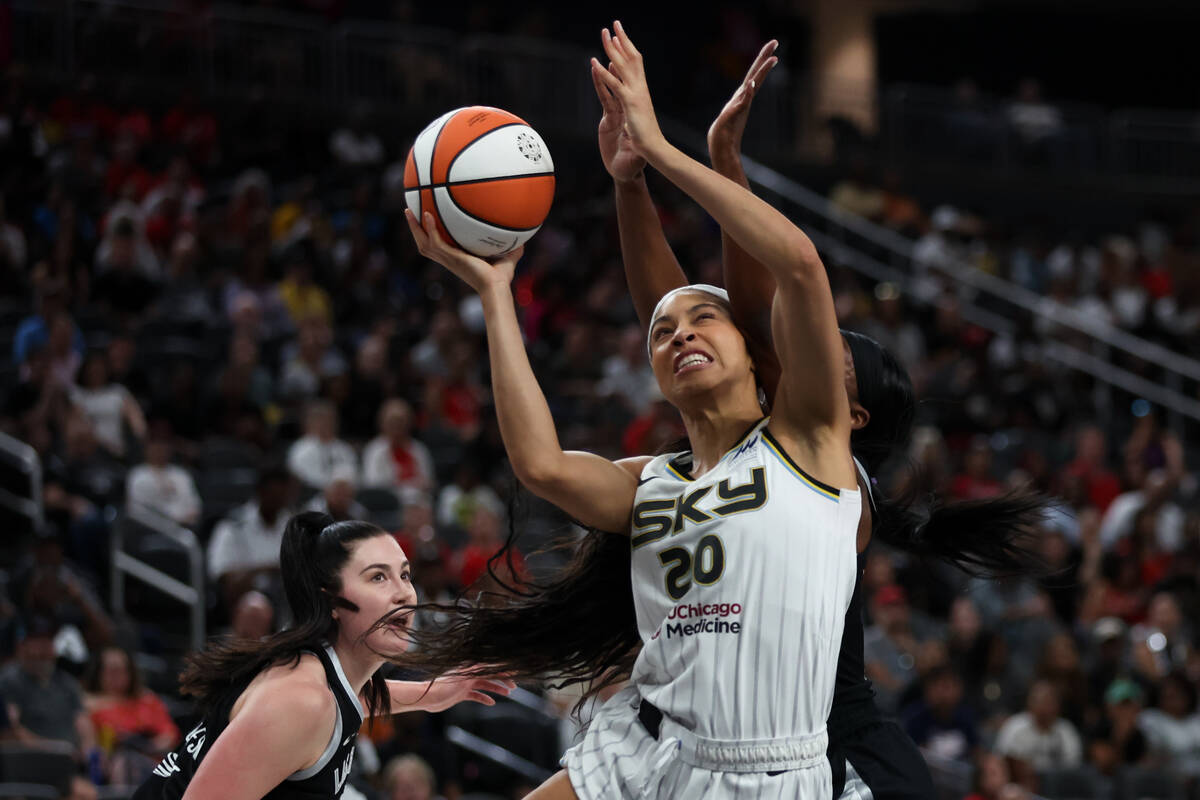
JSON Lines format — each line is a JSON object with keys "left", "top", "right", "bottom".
{"left": 509, "top": 454, "right": 566, "bottom": 494}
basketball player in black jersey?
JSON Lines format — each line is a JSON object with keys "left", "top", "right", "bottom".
{"left": 133, "top": 512, "right": 513, "bottom": 800}
{"left": 603, "top": 41, "right": 1048, "bottom": 799}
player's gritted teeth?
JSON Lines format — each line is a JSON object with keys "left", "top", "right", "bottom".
{"left": 673, "top": 349, "right": 713, "bottom": 375}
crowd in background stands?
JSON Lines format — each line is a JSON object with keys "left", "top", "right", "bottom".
{"left": 2, "top": 69, "right": 1200, "bottom": 800}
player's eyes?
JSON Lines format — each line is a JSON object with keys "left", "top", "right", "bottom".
{"left": 371, "top": 572, "right": 388, "bottom": 582}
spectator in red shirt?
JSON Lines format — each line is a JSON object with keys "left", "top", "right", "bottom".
{"left": 1062, "top": 424, "right": 1121, "bottom": 512}
{"left": 83, "top": 645, "right": 180, "bottom": 784}
{"left": 951, "top": 435, "right": 1003, "bottom": 500}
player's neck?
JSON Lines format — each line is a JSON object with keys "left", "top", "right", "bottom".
{"left": 331, "top": 641, "right": 384, "bottom": 696}
{"left": 680, "top": 407, "right": 763, "bottom": 480}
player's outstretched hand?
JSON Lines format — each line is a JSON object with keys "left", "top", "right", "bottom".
{"left": 592, "top": 52, "right": 646, "bottom": 184}
{"left": 416, "top": 674, "right": 518, "bottom": 713}
{"left": 591, "top": 20, "right": 667, "bottom": 163}
{"left": 406, "top": 209, "right": 522, "bottom": 294}
{"left": 708, "top": 40, "right": 778, "bottom": 157}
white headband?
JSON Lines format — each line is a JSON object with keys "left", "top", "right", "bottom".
{"left": 646, "top": 284, "right": 731, "bottom": 357}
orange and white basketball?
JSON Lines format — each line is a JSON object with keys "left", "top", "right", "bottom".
{"left": 404, "top": 106, "right": 555, "bottom": 258}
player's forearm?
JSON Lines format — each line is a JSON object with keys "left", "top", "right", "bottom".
{"left": 648, "top": 141, "right": 821, "bottom": 286}
{"left": 710, "top": 145, "right": 778, "bottom": 354}
{"left": 615, "top": 176, "right": 688, "bottom": 328}
{"left": 478, "top": 283, "right": 568, "bottom": 486}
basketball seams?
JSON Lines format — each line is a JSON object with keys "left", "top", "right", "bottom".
{"left": 442, "top": 121, "right": 525, "bottom": 182}
{"left": 429, "top": 187, "right": 470, "bottom": 251}
{"left": 409, "top": 171, "right": 556, "bottom": 191}
{"left": 442, "top": 189, "right": 545, "bottom": 234}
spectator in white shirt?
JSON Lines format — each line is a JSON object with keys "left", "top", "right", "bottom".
{"left": 286, "top": 400, "right": 358, "bottom": 490}
{"left": 1099, "top": 469, "right": 1184, "bottom": 552}
{"left": 993, "top": 679, "right": 1083, "bottom": 778}
{"left": 125, "top": 430, "right": 201, "bottom": 526}
{"left": 71, "top": 352, "right": 147, "bottom": 459}
{"left": 207, "top": 465, "right": 294, "bottom": 610}
{"left": 361, "top": 398, "right": 435, "bottom": 503}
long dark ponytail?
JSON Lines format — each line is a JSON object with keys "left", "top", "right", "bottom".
{"left": 179, "top": 511, "right": 393, "bottom": 719}
{"left": 843, "top": 330, "right": 1048, "bottom": 576}
{"left": 392, "top": 522, "right": 640, "bottom": 709}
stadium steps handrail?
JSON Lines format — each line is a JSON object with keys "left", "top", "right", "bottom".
{"left": 112, "top": 505, "right": 207, "bottom": 653}
{"left": 0, "top": 432, "right": 42, "bottom": 531}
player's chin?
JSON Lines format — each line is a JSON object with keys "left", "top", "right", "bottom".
{"left": 366, "top": 623, "right": 413, "bottom": 657}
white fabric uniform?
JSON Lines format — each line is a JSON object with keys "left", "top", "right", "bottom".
{"left": 564, "top": 418, "right": 860, "bottom": 799}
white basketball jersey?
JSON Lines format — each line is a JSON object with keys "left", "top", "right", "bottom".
{"left": 629, "top": 418, "right": 860, "bottom": 742}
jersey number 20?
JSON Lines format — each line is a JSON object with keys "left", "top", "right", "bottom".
{"left": 658, "top": 535, "right": 726, "bottom": 600}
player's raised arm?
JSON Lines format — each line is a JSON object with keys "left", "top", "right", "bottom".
{"left": 406, "top": 210, "right": 645, "bottom": 534}
{"left": 592, "top": 60, "right": 687, "bottom": 327}
{"left": 592, "top": 22, "right": 852, "bottom": 484}
{"left": 708, "top": 40, "right": 782, "bottom": 403}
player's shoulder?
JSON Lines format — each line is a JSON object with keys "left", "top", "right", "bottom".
{"left": 247, "top": 654, "right": 335, "bottom": 720}
{"left": 616, "top": 455, "right": 654, "bottom": 479}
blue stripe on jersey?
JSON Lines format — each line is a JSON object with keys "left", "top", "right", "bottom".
{"left": 760, "top": 435, "right": 840, "bottom": 501}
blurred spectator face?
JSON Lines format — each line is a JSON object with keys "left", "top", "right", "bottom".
{"left": 872, "top": 584, "right": 910, "bottom": 634}
{"left": 1143, "top": 470, "right": 1172, "bottom": 508}
{"left": 357, "top": 336, "right": 387, "bottom": 378}
{"left": 230, "top": 291, "right": 263, "bottom": 334}
{"left": 17, "top": 629, "right": 57, "bottom": 682}
{"left": 108, "top": 336, "right": 135, "bottom": 376}
{"left": 298, "top": 318, "right": 330, "bottom": 361}
{"left": 975, "top": 752, "right": 1010, "bottom": 797}
{"left": 230, "top": 334, "right": 259, "bottom": 370}
{"left": 232, "top": 590, "right": 274, "bottom": 640}
{"left": 926, "top": 669, "right": 963, "bottom": 717}
{"left": 380, "top": 399, "right": 413, "bottom": 442}
{"left": 80, "top": 353, "right": 109, "bottom": 388}
{"left": 1146, "top": 592, "right": 1181, "bottom": 634}
{"left": 306, "top": 403, "right": 337, "bottom": 440}
{"left": 1027, "top": 680, "right": 1061, "bottom": 728}
{"left": 48, "top": 313, "right": 74, "bottom": 357}
{"left": 949, "top": 595, "right": 982, "bottom": 641}
{"left": 1038, "top": 529, "right": 1071, "bottom": 570}
{"left": 385, "top": 758, "right": 434, "bottom": 800}
{"left": 1158, "top": 674, "right": 1194, "bottom": 719}
{"left": 863, "top": 551, "right": 895, "bottom": 594}
{"left": 1042, "top": 633, "right": 1079, "bottom": 673}
{"left": 468, "top": 507, "right": 502, "bottom": 547}
{"left": 1074, "top": 426, "right": 1106, "bottom": 467}
{"left": 965, "top": 437, "right": 993, "bottom": 477}
{"left": 619, "top": 324, "right": 643, "bottom": 364}
{"left": 168, "top": 232, "right": 198, "bottom": 276}
{"left": 997, "top": 785, "right": 1031, "bottom": 800}
{"left": 430, "top": 310, "right": 460, "bottom": 346}
{"left": 145, "top": 437, "right": 171, "bottom": 467}
{"left": 258, "top": 475, "right": 292, "bottom": 519}
{"left": 401, "top": 501, "right": 434, "bottom": 538}
{"left": 98, "top": 647, "right": 134, "bottom": 696}
{"left": 324, "top": 477, "right": 355, "bottom": 518}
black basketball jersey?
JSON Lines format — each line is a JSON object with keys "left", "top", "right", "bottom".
{"left": 133, "top": 645, "right": 365, "bottom": 800}
{"left": 829, "top": 459, "right": 881, "bottom": 734}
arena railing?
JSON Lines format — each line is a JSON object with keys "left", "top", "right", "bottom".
{"left": 444, "top": 725, "right": 554, "bottom": 785}
{"left": 659, "top": 119, "right": 1200, "bottom": 433}
{"left": 0, "top": 432, "right": 43, "bottom": 534}
{"left": 111, "top": 505, "right": 207, "bottom": 654}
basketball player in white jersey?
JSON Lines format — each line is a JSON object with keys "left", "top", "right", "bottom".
{"left": 607, "top": 40, "right": 1048, "bottom": 800}
{"left": 404, "top": 19, "right": 869, "bottom": 798}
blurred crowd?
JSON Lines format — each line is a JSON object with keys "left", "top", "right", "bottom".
{"left": 1, "top": 61, "right": 1200, "bottom": 800}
